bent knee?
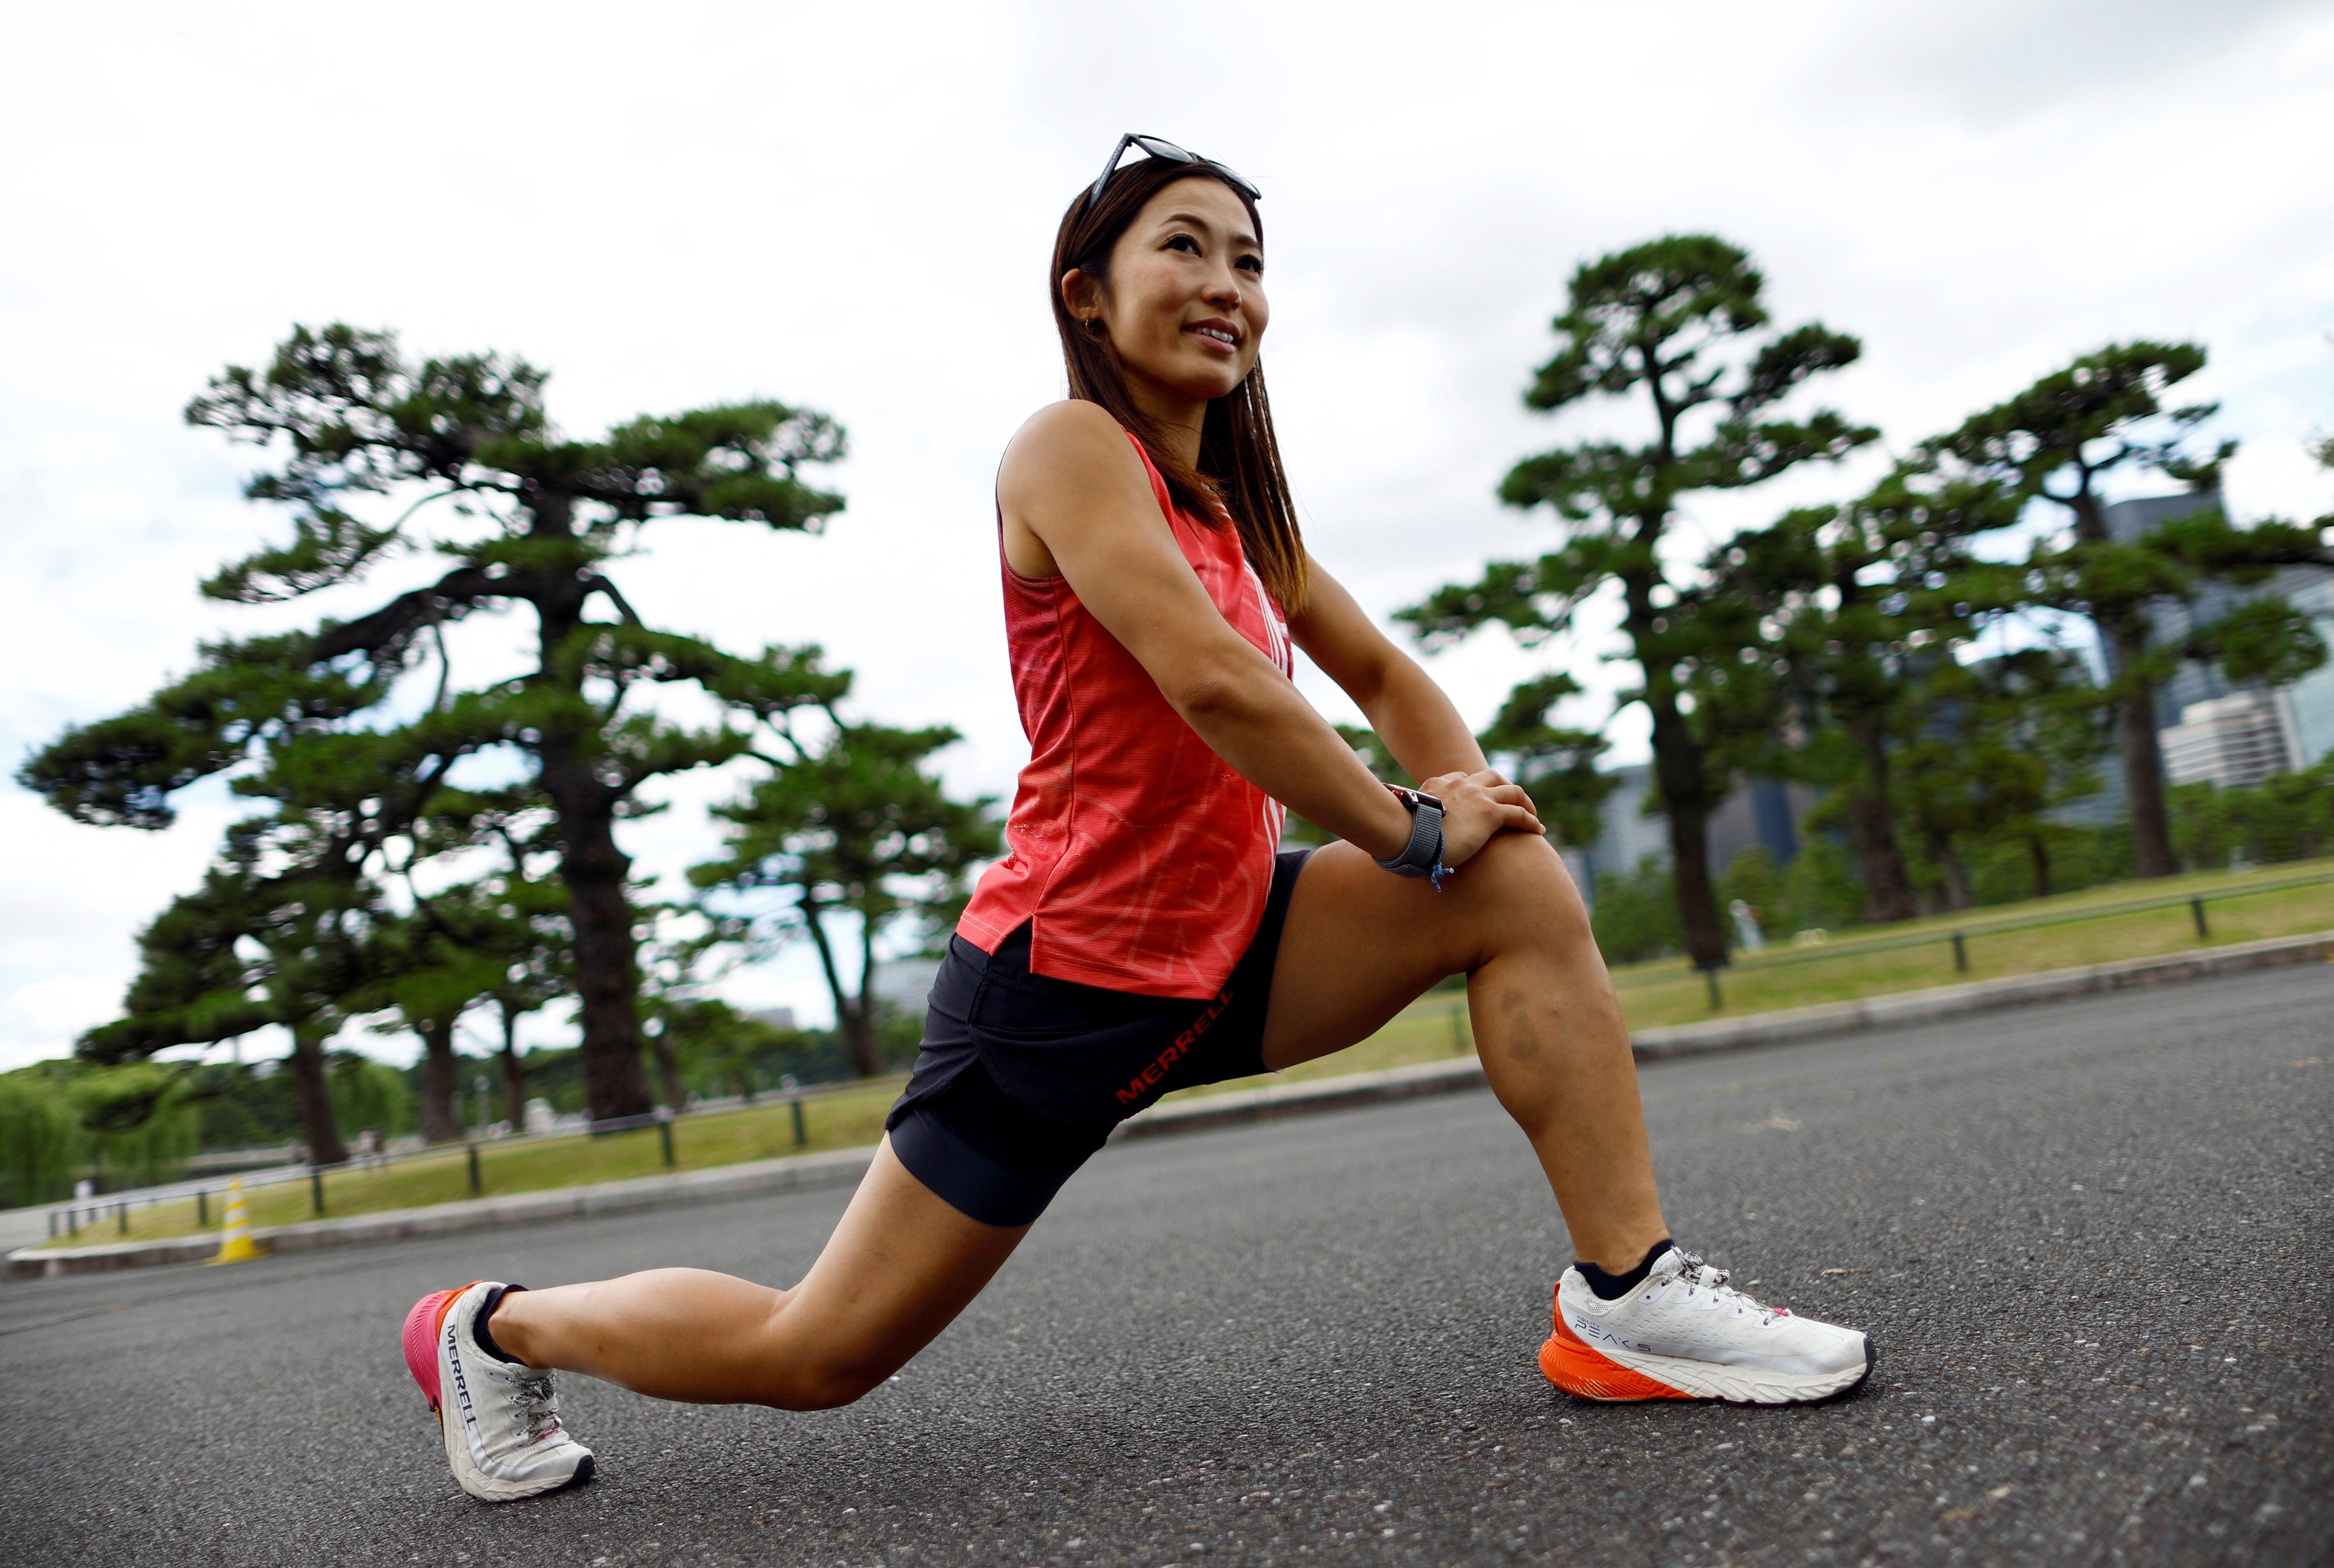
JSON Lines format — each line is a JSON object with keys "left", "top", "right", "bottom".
{"left": 1460, "top": 833, "right": 1585, "bottom": 918}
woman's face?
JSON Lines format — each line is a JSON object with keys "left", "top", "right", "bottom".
{"left": 1068, "top": 176, "right": 1267, "bottom": 415}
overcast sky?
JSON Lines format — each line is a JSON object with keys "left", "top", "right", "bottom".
{"left": 4, "top": 0, "right": 2330, "bottom": 1073}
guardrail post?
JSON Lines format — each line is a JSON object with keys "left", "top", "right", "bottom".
{"left": 309, "top": 1165, "right": 326, "bottom": 1217}
{"left": 2191, "top": 898, "right": 2208, "bottom": 939}
{"left": 66, "top": 1206, "right": 77, "bottom": 1238}
{"left": 466, "top": 1144, "right": 483, "bottom": 1195}
{"left": 117, "top": 1201, "right": 129, "bottom": 1235}
{"left": 197, "top": 1188, "right": 209, "bottom": 1229}
{"left": 48, "top": 1209, "right": 57, "bottom": 1239}
{"left": 659, "top": 1117, "right": 676, "bottom": 1169}
{"left": 1952, "top": 932, "right": 1968, "bottom": 973}
{"left": 791, "top": 1096, "right": 807, "bottom": 1150}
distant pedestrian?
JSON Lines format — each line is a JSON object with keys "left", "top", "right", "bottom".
{"left": 1731, "top": 899, "right": 1767, "bottom": 953}
{"left": 402, "top": 135, "right": 1873, "bottom": 1503}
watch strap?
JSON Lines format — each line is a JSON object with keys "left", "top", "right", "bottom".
{"left": 1373, "top": 789, "right": 1448, "bottom": 886}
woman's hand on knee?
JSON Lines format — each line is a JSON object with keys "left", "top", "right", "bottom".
{"left": 1423, "top": 769, "right": 1543, "bottom": 867}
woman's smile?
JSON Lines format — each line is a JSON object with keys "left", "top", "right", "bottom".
{"left": 1186, "top": 318, "right": 1242, "bottom": 352}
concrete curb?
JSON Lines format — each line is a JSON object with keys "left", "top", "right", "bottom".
{"left": 15, "top": 927, "right": 2330, "bottom": 1279}
{"left": 10, "top": 1146, "right": 877, "bottom": 1280}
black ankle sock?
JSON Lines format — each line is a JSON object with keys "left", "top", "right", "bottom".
{"left": 471, "top": 1283, "right": 527, "bottom": 1364}
{"left": 1576, "top": 1240, "right": 1674, "bottom": 1301}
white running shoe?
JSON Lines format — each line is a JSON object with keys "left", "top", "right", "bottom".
{"left": 1539, "top": 1247, "right": 1873, "bottom": 1404}
{"left": 402, "top": 1280, "right": 596, "bottom": 1502}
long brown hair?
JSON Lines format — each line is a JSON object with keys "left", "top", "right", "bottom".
{"left": 1050, "top": 157, "right": 1310, "bottom": 614}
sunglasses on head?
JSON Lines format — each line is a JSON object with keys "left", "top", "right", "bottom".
{"left": 1085, "top": 133, "right": 1261, "bottom": 212}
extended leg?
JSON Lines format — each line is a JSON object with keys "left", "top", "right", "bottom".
{"left": 488, "top": 1139, "right": 1027, "bottom": 1409}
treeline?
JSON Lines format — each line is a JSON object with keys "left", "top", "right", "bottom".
{"left": 1402, "top": 236, "right": 2334, "bottom": 965}
{"left": 17, "top": 326, "right": 994, "bottom": 1183}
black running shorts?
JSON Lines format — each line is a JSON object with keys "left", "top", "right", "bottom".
{"left": 886, "top": 848, "right": 1314, "bottom": 1227}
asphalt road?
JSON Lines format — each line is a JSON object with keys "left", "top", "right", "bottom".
{"left": 6, "top": 965, "right": 2330, "bottom": 1568}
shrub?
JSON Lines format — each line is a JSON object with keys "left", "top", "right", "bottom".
{"left": 1589, "top": 855, "right": 1684, "bottom": 965}
{"left": 1719, "top": 846, "right": 1788, "bottom": 938}
{"left": 331, "top": 1053, "right": 415, "bottom": 1141}
{"left": 1780, "top": 835, "right": 1864, "bottom": 934}
{"left": 0, "top": 1071, "right": 80, "bottom": 1207}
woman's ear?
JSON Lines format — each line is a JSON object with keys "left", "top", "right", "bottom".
{"left": 1061, "top": 267, "right": 1104, "bottom": 330}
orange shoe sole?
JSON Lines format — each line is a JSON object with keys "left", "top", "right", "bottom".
{"left": 1538, "top": 1293, "right": 1692, "bottom": 1402}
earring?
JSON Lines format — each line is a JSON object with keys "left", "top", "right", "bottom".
{"left": 1082, "top": 316, "right": 1106, "bottom": 336}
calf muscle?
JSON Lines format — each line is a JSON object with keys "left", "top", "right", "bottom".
{"left": 489, "top": 1142, "right": 1028, "bottom": 1410}
{"left": 1262, "top": 836, "right": 1668, "bottom": 1273}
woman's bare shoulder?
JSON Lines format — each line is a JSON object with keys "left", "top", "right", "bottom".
{"left": 998, "top": 400, "right": 1141, "bottom": 503}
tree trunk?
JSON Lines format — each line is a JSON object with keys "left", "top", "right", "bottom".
{"left": 1646, "top": 695, "right": 1728, "bottom": 970}
{"left": 2071, "top": 490, "right": 2179, "bottom": 880}
{"left": 834, "top": 996, "right": 881, "bottom": 1081}
{"left": 852, "top": 915, "right": 886, "bottom": 1078}
{"left": 1845, "top": 720, "right": 1919, "bottom": 923}
{"left": 2108, "top": 617, "right": 2179, "bottom": 878}
{"left": 2028, "top": 832, "right": 2053, "bottom": 900}
{"left": 650, "top": 1027, "right": 687, "bottom": 1114}
{"left": 286, "top": 1024, "right": 349, "bottom": 1166}
{"left": 529, "top": 541, "right": 654, "bottom": 1123}
{"left": 538, "top": 747, "right": 652, "bottom": 1118}
{"left": 1626, "top": 555, "right": 1729, "bottom": 973}
{"left": 497, "top": 1002, "right": 529, "bottom": 1127}
{"left": 415, "top": 1018, "right": 464, "bottom": 1144}
{"left": 1926, "top": 832, "right": 1974, "bottom": 911}
{"left": 801, "top": 892, "right": 886, "bottom": 1079}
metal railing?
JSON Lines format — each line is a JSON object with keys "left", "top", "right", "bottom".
{"left": 37, "top": 1074, "right": 885, "bottom": 1243}
{"left": 1613, "top": 867, "right": 2334, "bottom": 1010}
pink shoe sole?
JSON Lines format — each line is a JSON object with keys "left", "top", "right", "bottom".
{"left": 401, "top": 1285, "right": 473, "bottom": 1416}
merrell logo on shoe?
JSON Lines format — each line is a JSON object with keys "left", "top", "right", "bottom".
{"left": 1114, "top": 986, "right": 1235, "bottom": 1104}
{"left": 446, "top": 1323, "right": 477, "bottom": 1428}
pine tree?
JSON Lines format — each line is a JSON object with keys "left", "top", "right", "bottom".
{"left": 1402, "top": 237, "right": 1874, "bottom": 967}
{"left": 694, "top": 722, "right": 998, "bottom": 1079}
{"left": 22, "top": 325, "right": 850, "bottom": 1119}
{"left": 1928, "top": 342, "right": 2332, "bottom": 877}
{"left": 1694, "top": 459, "right": 2023, "bottom": 922}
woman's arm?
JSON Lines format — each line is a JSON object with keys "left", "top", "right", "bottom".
{"left": 1000, "top": 404, "right": 1537, "bottom": 864}
{"left": 1285, "top": 559, "right": 1488, "bottom": 785}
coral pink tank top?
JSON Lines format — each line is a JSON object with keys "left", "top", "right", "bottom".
{"left": 956, "top": 431, "right": 1294, "bottom": 997}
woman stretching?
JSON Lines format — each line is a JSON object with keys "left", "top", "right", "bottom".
{"left": 402, "top": 135, "right": 1873, "bottom": 1503}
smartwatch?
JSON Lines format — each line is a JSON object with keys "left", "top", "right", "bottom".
{"left": 1374, "top": 786, "right": 1450, "bottom": 888}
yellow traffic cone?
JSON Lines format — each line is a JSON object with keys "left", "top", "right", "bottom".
{"left": 207, "top": 1178, "right": 265, "bottom": 1265}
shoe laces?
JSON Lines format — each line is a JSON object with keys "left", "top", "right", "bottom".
{"left": 1654, "top": 1251, "right": 1786, "bottom": 1323}
{"left": 489, "top": 1363, "right": 566, "bottom": 1444}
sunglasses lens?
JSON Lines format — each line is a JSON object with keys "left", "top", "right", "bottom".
{"left": 1129, "top": 135, "right": 1198, "bottom": 165}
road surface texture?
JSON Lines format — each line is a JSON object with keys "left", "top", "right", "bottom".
{"left": 5, "top": 966, "right": 2328, "bottom": 1568}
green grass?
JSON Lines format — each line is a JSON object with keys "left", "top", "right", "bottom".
{"left": 1599, "top": 855, "right": 2334, "bottom": 1031}
{"left": 39, "top": 855, "right": 2331, "bottom": 1252}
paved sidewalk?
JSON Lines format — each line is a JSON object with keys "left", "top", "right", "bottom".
{"left": 14, "top": 925, "right": 2329, "bottom": 1278}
